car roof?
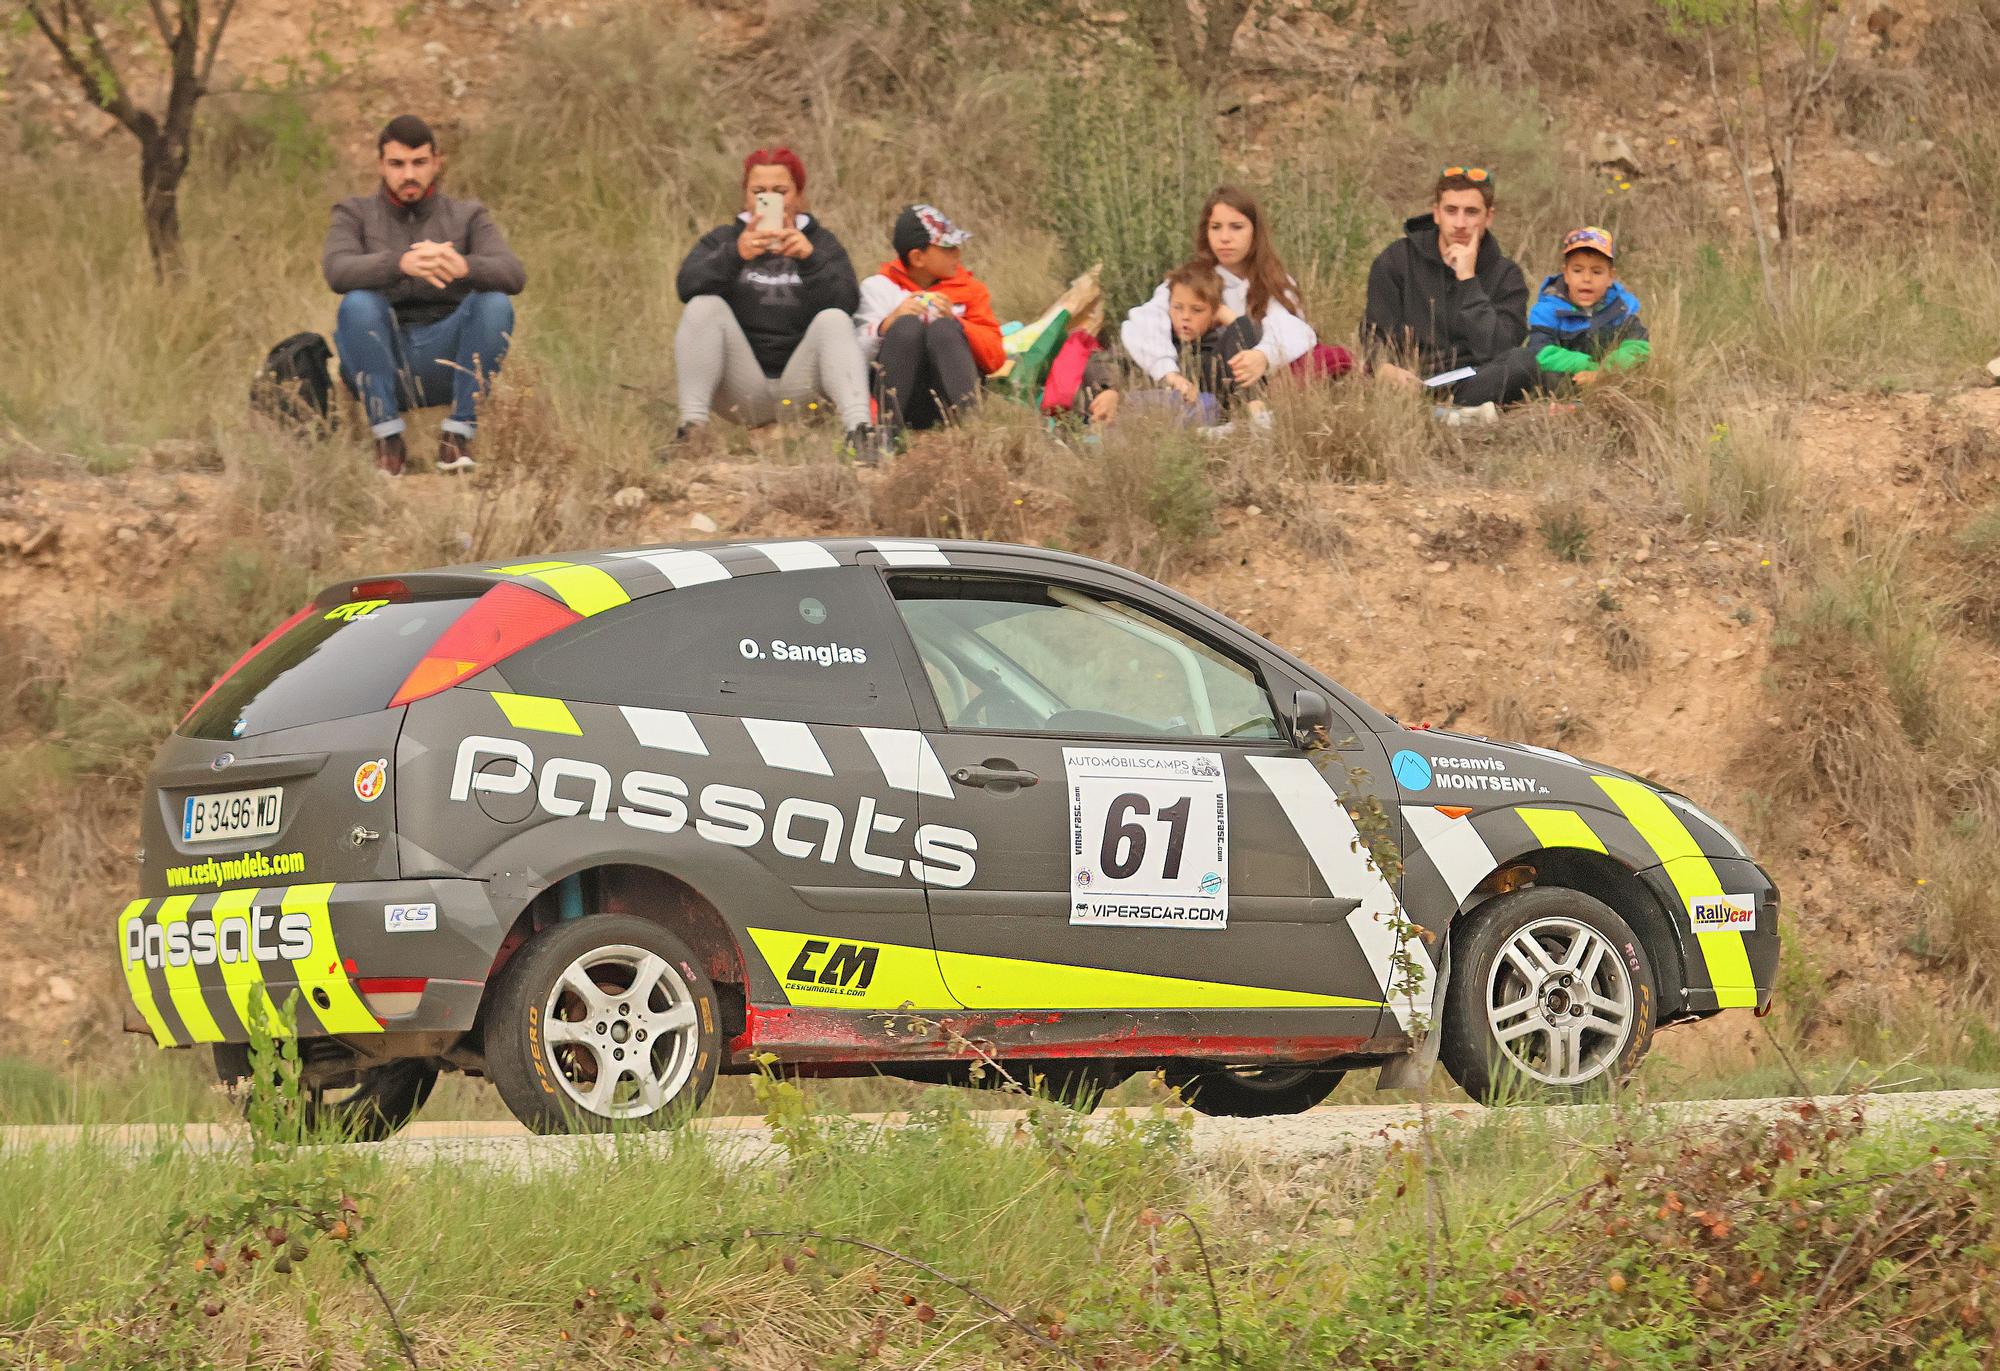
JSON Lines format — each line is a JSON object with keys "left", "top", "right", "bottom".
{"left": 320, "top": 537, "right": 1398, "bottom": 735}
{"left": 324, "top": 538, "right": 1123, "bottom": 607}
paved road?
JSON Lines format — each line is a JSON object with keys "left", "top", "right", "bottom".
{"left": 6, "top": 1090, "right": 1995, "bottom": 1169}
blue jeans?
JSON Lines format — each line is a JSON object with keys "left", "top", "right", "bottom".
{"left": 333, "top": 290, "right": 515, "bottom": 439}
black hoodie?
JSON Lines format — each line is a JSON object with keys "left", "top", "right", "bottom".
{"left": 1360, "top": 212, "right": 1529, "bottom": 374}
{"left": 676, "top": 214, "right": 860, "bottom": 377}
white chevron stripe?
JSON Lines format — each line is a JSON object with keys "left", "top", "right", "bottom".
{"left": 742, "top": 717, "right": 833, "bottom": 776}
{"left": 740, "top": 541, "right": 841, "bottom": 571}
{"left": 619, "top": 705, "right": 709, "bottom": 755}
{"left": 1401, "top": 805, "right": 1498, "bottom": 906}
{"left": 859, "top": 727, "right": 954, "bottom": 799}
{"left": 605, "top": 547, "right": 732, "bottom": 588}
{"left": 1245, "top": 755, "right": 1433, "bottom": 1029}
{"left": 868, "top": 539, "right": 950, "bottom": 567}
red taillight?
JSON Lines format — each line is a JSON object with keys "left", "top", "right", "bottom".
{"left": 388, "top": 582, "right": 581, "bottom": 707}
{"left": 357, "top": 977, "right": 429, "bottom": 1020}
{"left": 179, "top": 603, "right": 316, "bottom": 725}
{"left": 349, "top": 579, "right": 408, "bottom": 599}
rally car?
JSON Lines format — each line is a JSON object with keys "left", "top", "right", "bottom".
{"left": 117, "top": 537, "right": 1777, "bottom": 1136}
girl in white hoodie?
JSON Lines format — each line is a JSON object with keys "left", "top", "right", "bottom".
{"left": 1118, "top": 185, "right": 1319, "bottom": 407}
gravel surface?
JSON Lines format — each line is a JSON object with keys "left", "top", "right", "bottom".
{"left": 7, "top": 1090, "right": 1995, "bottom": 1172}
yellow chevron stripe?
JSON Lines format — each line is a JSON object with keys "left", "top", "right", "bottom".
{"left": 492, "top": 691, "right": 582, "bottom": 735}
{"left": 209, "top": 889, "right": 289, "bottom": 1038}
{"left": 747, "top": 927, "right": 1382, "bottom": 1012}
{"left": 117, "top": 898, "right": 176, "bottom": 1047}
{"left": 155, "top": 895, "right": 225, "bottom": 1043}
{"left": 486, "top": 560, "right": 629, "bottom": 618}
{"left": 283, "top": 884, "right": 382, "bottom": 1035}
{"left": 1516, "top": 807, "right": 1608, "bottom": 854}
{"left": 1594, "top": 777, "right": 1757, "bottom": 1007}
{"left": 525, "top": 563, "right": 630, "bottom": 617}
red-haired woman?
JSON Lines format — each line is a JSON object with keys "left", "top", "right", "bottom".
{"left": 674, "top": 148, "right": 879, "bottom": 458}
{"left": 1116, "top": 186, "right": 1337, "bottom": 415}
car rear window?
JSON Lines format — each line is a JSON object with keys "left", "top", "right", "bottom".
{"left": 181, "top": 595, "right": 478, "bottom": 741}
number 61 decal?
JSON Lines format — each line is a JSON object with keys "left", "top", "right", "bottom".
{"left": 1064, "top": 747, "right": 1230, "bottom": 929}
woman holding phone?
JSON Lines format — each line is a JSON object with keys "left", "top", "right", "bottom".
{"left": 1108, "top": 186, "right": 1339, "bottom": 423}
{"left": 673, "top": 147, "right": 881, "bottom": 459}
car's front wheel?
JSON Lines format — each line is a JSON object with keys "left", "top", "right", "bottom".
{"left": 486, "top": 915, "right": 722, "bottom": 1134}
{"left": 1438, "top": 887, "right": 1655, "bottom": 1103}
{"left": 1164, "top": 1063, "right": 1345, "bottom": 1117}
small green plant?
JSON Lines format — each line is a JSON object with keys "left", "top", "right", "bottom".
{"left": 1537, "top": 500, "right": 1595, "bottom": 561}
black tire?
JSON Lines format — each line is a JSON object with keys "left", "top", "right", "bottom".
{"left": 485, "top": 914, "right": 723, "bottom": 1134}
{"left": 213, "top": 1047, "right": 439, "bottom": 1143}
{"left": 1164, "top": 1063, "right": 1345, "bottom": 1117}
{"left": 1438, "top": 886, "right": 1656, "bottom": 1105}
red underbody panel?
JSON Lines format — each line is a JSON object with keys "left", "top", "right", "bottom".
{"left": 731, "top": 1005, "right": 1381, "bottom": 1067}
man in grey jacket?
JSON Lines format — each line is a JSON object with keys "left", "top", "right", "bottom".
{"left": 323, "top": 115, "right": 526, "bottom": 475}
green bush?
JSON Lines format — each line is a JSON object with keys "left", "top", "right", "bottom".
{"left": 1038, "top": 64, "right": 1221, "bottom": 322}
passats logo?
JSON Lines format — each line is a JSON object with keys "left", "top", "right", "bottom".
{"left": 447, "top": 737, "right": 979, "bottom": 888}
{"left": 125, "top": 907, "right": 312, "bottom": 969}
{"left": 782, "top": 939, "right": 880, "bottom": 996}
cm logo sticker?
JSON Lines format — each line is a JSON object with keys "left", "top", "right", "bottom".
{"left": 783, "top": 939, "right": 879, "bottom": 997}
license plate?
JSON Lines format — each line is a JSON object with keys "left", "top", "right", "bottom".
{"left": 182, "top": 786, "right": 284, "bottom": 845}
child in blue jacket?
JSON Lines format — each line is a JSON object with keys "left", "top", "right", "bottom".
{"left": 1527, "top": 226, "right": 1649, "bottom": 389}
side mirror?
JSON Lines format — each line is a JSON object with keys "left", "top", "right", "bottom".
{"left": 1289, "top": 689, "right": 1331, "bottom": 750}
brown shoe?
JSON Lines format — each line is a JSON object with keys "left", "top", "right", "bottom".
{"left": 436, "top": 431, "right": 477, "bottom": 474}
{"left": 373, "top": 433, "right": 407, "bottom": 476}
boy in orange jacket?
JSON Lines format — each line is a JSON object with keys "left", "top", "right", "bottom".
{"left": 854, "top": 204, "right": 1003, "bottom": 437}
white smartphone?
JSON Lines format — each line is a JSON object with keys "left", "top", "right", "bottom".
{"left": 753, "top": 191, "right": 786, "bottom": 234}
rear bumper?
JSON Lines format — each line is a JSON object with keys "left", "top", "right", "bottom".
{"left": 117, "top": 878, "right": 508, "bottom": 1047}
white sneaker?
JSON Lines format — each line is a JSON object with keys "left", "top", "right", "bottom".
{"left": 1250, "top": 407, "right": 1275, "bottom": 431}
{"left": 1198, "top": 422, "right": 1238, "bottom": 441}
{"left": 1436, "top": 401, "right": 1500, "bottom": 428}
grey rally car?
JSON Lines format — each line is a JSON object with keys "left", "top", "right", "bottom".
{"left": 118, "top": 538, "right": 1778, "bottom": 1135}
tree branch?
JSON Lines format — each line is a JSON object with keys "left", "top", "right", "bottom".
{"left": 26, "top": 0, "right": 146, "bottom": 131}
{"left": 200, "top": 0, "right": 239, "bottom": 85}
{"left": 145, "top": 0, "right": 174, "bottom": 47}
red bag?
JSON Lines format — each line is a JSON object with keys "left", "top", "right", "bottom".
{"left": 1039, "top": 330, "right": 1100, "bottom": 414}
{"left": 1290, "top": 341, "right": 1356, "bottom": 381}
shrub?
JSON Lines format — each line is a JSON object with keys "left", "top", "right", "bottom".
{"left": 1037, "top": 63, "right": 1221, "bottom": 324}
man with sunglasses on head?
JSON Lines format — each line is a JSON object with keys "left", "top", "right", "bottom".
{"left": 1361, "top": 166, "right": 1534, "bottom": 419}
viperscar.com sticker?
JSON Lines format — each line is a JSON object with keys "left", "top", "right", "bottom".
{"left": 1065, "top": 747, "right": 1229, "bottom": 929}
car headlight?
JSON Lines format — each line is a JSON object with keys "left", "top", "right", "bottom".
{"left": 1662, "top": 792, "right": 1751, "bottom": 860}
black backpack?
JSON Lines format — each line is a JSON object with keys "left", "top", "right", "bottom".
{"left": 250, "top": 332, "right": 334, "bottom": 436}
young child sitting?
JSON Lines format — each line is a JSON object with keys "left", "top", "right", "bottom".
{"left": 1526, "top": 226, "right": 1650, "bottom": 390}
{"left": 853, "top": 203, "right": 1005, "bottom": 440}
{"left": 1152, "top": 261, "right": 1272, "bottom": 432}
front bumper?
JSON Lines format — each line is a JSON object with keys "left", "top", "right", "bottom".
{"left": 117, "top": 878, "right": 506, "bottom": 1047}
{"left": 1639, "top": 856, "right": 1780, "bottom": 1015}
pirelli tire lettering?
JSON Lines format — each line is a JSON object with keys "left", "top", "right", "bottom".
{"left": 447, "top": 735, "right": 979, "bottom": 888}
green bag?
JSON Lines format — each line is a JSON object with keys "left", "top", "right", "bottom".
{"left": 994, "top": 306, "right": 1070, "bottom": 404}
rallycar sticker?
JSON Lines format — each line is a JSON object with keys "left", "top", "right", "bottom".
{"left": 1690, "top": 892, "right": 1757, "bottom": 933}
{"left": 1065, "top": 747, "right": 1229, "bottom": 929}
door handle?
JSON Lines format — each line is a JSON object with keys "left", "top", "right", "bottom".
{"left": 951, "top": 764, "right": 1040, "bottom": 790}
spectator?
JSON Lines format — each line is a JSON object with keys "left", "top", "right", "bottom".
{"left": 1135, "top": 261, "right": 1273, "bottom": 433}
{"left": 855, "top": 204, "right": 1004, "bottom": 439}
{"left": 324, "top": 114, "right": 525, "bottom": 476}
{"left": 1361, "top": 166, "right": 1533, "bottom": 419}
{"left": 1114, "top": 186, "right": 1320, "bottom": 424}
{"left": 674, "top": 148, "right": 877, "bottom": 461}
{"left": 1524, "top": 226, "right": 1650, "bottom": 391}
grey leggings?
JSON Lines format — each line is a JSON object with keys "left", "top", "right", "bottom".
{"left": 673, "top": 296, "right": 871, "bottom": 429}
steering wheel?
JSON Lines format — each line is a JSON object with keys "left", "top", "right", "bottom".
{"left": 1222, "top": 716, "right": 1278, "bottom": 738}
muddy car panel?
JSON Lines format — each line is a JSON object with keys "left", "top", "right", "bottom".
{"left": 117, "top": 537, "right": 1778, "bottom": 1070}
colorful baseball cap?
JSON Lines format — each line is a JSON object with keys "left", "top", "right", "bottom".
{"left": 1561, "top": 226, "right": 1616, "bottom": 259}
{"left": 892, "top": 203, "right": 972, "bottom": 255}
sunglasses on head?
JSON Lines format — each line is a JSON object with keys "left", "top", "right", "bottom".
{"left": 1442, "top": 166, "right": 1491, "bottom": 182}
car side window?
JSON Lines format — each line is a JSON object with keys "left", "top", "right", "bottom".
{"left": 498, "top": 566, "right": 918, "bottom": 727}
{"left": 890, "top": 575, "right": 1280, "bottom": 740}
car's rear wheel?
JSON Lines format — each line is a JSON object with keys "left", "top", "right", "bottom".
{"left": 214, "top": 1047, "right": 439, "bottom": 1142}
{"left": 1438, "top": 887, "right": 1654, "bottom": 1104}
{"left": 486, "top": 915, "right": 721, "bottom": 1134}
{"left": 1164, "top": 1063, "right": 1345, "bottom": 1117}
